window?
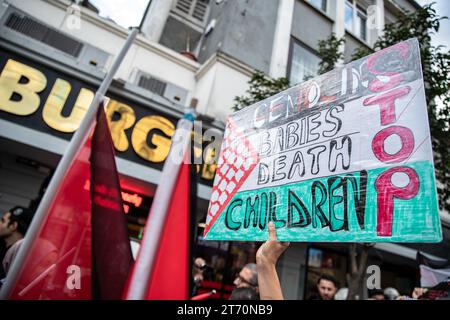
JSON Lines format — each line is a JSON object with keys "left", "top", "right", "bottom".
{"left": 289, "top": 40, "right": 321, "bottom": 85}
{"left": 356, "top": 9, "right": 367, "bottom": 40}
{"left": 345, "top": 0, "right": 368, "bottom": 42}
{"left": 308, "top": 0, "right": 327, "bottom": 13}
{"left": 345, "top": 2, "right": 354, "bottom": 31}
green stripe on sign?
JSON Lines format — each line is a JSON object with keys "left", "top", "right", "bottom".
{"left": 204, "top": 161, "right": 441, "bottom": 242}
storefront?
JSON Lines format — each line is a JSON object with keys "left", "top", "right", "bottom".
{"left": 302, "top": 244, "right": 419, "bottom": 299}
{"left": 0, "top": 37, "right": 266, "bottom": 300}
{"left": 2, "top": 35, "right": 449, "bottom": 301}
{"left": 277, "top": 240, "right": 450, "bottom": 300}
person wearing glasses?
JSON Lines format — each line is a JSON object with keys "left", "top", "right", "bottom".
{"left": 230, "top": 263, "right": 259, "bottom": 300}
{"left": 233, "top": 263, "right": 258, "bottom": 289}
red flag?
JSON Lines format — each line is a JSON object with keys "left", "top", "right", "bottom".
{"left": 146, "top": 161, "right": 190, "bottom": 299}
{"left": 7, "top": 126, "right": 93, "bottom": 299}
{"left": 6, "top": 106, "right": 132, "bottom": 299}
{"left": 124, "top": 118, "right": 193, "bottom": 300}
{"left": 90, "top": 106, "right": 133, "bottom": 299}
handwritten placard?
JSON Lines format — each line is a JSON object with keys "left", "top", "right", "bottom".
{"left": 204, "top": 38, "right": 442, "bottom": 242}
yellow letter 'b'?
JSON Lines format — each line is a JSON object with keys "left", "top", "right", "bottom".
{"left": 0, "top": 59, "right": 47, "bottom": 116}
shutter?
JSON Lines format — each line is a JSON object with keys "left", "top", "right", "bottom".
{"left": 176, "top": 0, "right": 193, "bottom": 15}
{"left": 138, "top": 75, "right": 167, "bottom": 96}
{"left": 192, "top": 0, "right": 209, "bottom": 23}
{"left": 174, "top": 0, "right": 210, "bottom": 25}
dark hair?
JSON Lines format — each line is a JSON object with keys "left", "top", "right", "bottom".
{"left": 229, "top": 287, "right": 259, "bottom": 300}
{"left": 317, "top": 274, "right": 339, "bottom": 288}
{"left": 6, "top": 206, "right": 33, "bottom": 236}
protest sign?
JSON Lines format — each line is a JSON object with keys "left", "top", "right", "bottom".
{"left": 204, "top": 38, "right": 442, "bottom": 242}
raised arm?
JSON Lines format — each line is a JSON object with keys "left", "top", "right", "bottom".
{"left": 256, "top": 221, "right": 290, "bottom": 300}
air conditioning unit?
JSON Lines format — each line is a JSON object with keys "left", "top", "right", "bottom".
{"left": 135, "top": 71, "right": 188, "bottom": 105}
{"left": 0, "top": 5, "right": 110, "bottom": 71}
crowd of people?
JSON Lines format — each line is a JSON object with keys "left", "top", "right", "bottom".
{"left": 192, "top": 222, "right": 448, "bottom": 301}
{"left": 0, "top": 206, "right": 447, "bottom": 300}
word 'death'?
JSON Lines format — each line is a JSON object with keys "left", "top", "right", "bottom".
{"left": 204, "top": 38, "right": 442, "bottom": 242}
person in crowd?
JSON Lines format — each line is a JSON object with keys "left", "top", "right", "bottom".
{"left": 193, "top": 257, "right": 207, "bottom": 283}
{"left": 368, "top": 289, "right": 385, "bottom": 300}
{"left": 397, "top": 287, "right": 429, "bottom": 300}
{"left": 255, "top": 221, "right": 289, "bottom": 300}
{"left": 411, "top": 287, "right": 428, "bottom": 299}
{"left": 308, "top": 274, "right": 339, "bottom": 300}
{"left": 229, "top": 262, "right": 260, "bottom": 299}
{"left": 192, "top": 257, "right": 207, "bottom": 296}
{"left": 229, "top": 286, "right": 259, "bottom": 300}
{"left": 0, "top": 206, "right": 33, "bottom": 286}
{"left": 233, "top": 262, "right": 259, "bottom": 289}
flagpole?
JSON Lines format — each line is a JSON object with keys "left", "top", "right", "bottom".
{"left": 125, "top": 117, "right": 193, "bottom": 300}
{"left": 0, "top": 27, "right": 139, "bottom": 300}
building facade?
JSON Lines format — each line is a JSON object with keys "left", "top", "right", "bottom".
{"left": 0, "top": 0, "right": 448, "bottom": 299}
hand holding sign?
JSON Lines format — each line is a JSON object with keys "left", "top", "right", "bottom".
{"left": 256, "top": 221, "right": 290, "bottom": 267}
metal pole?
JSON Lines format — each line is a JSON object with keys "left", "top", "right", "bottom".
{"left": 0, "top": 27, "right": 139, "bottom": 300}
{"left": 125, "top": 119, "right": 193, "bottom": 300}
